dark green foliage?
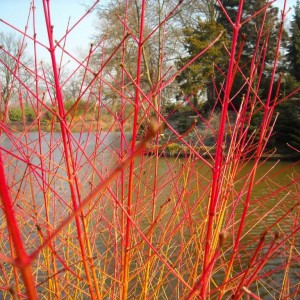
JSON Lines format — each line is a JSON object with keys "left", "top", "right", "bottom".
{"left": 274, "top": 100, "right": 300, "bottom": 156}
{"left": 177, "top": 0, "right": 284, "bottom": 112}
{"left": 249, "top": 73, "right": 300, "bottom": 156}
{"left": 177, "top": 19, "right": 227, "bottom": 109}
{"left": 9, "top": 106, "right": 35, "bottom": 123}
{"left": 25, "top": 107, "right": 34, "bottom": 122}
{"left": 64, "top": 99, "right": 87, "bottom": 116}
{"left": 217, "top": 0, "right": 280, "bottom": 63}
{"left": 216, "top": 0, "right": 282, "bottom": 109}
{"left": 177, "top": 117, "right": 194, "bottom": 134}
{"left": 8, "top": 107, "right": 22, "bottom": 122}
{"left": 43, "top": 109, "right": 54, "bottom": 122}
{"left": 163, "top": 103, "right": 176, "bottom": 114}
{"left": 272, "top": 64, "right": 300, "bottom": 156}
{"left": 268, "top": 2, "right": 300, "bottom": 157}
{"left": 286, "top": 0, "right": 300, "bottom": 81}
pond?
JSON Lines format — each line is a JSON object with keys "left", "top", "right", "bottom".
{"left": 0, "top": 131, "right": 299, "bottom": 299}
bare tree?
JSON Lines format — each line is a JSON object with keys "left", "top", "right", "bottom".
{"left": 91, "top": 1, "right": 188, "bottom": 108}
{"left": 0, "top": 32, "right": 31, "bottom": 120}
{"left": 90, "top": 0, "right": 222, "bottom": 110}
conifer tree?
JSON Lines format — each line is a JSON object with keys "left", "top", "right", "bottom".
{"left": 176, "top": 0, "right": 227, "bottom": 109}
{"left": 273, "top": 1, "right": 300, "bottom": 157}
{"left": 176, "top": 19, "right": 227, "bottom": 109}
{"left": 216, "top": 0, "right": 281, "bottom": 108}
{"left": 287, "top": 0, "right": 300, "bottom": 81}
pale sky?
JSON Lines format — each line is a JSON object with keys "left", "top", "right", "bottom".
{"left": 0, "top": 0, "right": 99, "bottom": 69}
{"left": 278, "top": 0, "right": 298, "bottom": 11}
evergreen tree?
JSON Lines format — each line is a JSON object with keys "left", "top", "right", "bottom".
{"left": 272, "top": 1, "right": 300, "bottom": 158}
{"left": 216, "top": 0, "right": 282, "bottom": 108}
{"left": 176, "top": 2, "right": 227, "bottom": 109}
{"left": 274, "top": 99, "right": 300, "bottom": 157}
{"left": 217, "top": 0, "right": 280, "bottom": 64}
{"left": 177, "top": 1, "right": 283, "bottom": 111}
{"left": 287, "top": 0, "right": 300, "bottom": 81}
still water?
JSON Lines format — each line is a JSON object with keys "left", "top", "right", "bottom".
{"left": 0, "top": 131, "right": 299, "bottom": 299}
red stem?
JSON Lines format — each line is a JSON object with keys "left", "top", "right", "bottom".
{"left": 201, "top": 1, "right": 244, "bottom": 297}
{"left": 0, "top": 152, "right": 37, "bottom": 299}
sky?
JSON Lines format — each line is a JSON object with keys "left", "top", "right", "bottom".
{"left": 0, "top": 0, "right": 298, "bottom": 69}
{"left": 0, "top": 0, "right": 99, "bottom": 68}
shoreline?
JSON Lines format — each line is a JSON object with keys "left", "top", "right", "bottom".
{"left": 5, "top": 120, "right": 129, "bottom": 133}
{"left": 144, "top": 147, "right": 300, "bottom": 161}
{"left": 5, "top": 122, "right": 299, "bottom": 161}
